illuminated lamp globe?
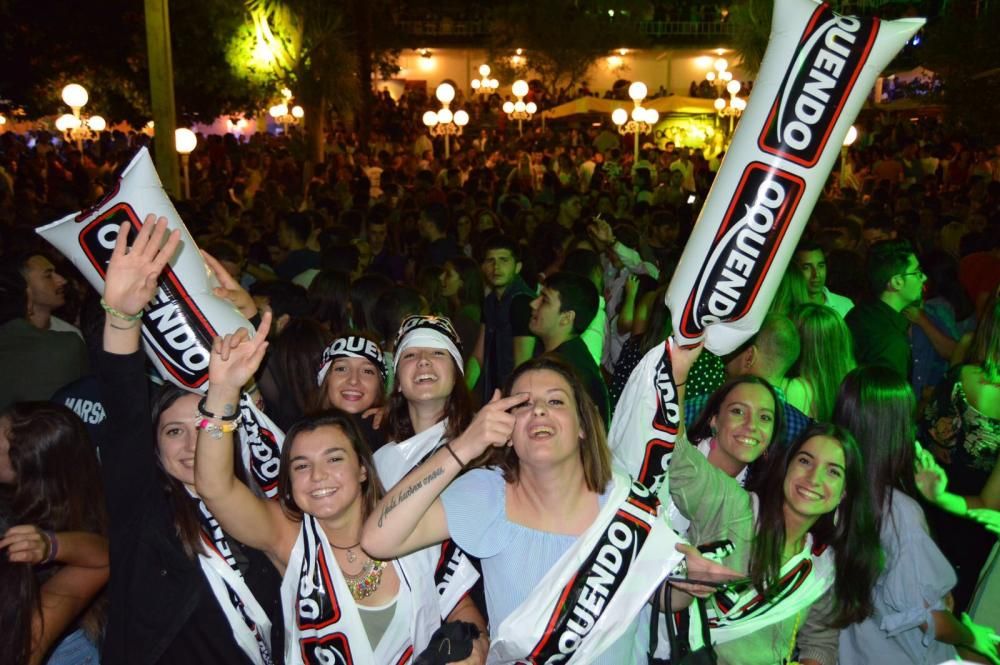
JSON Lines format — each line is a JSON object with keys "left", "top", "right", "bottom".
{"left": 512, "top": 80, "right": 529, "bottom": 98}
{"left": 454, "top": 110, "right": 469, "bottom": 127}
{"left": 291, "top": 105, "right": 304, "bottom": 119}
{"left": 733, "top": 97, "right": 747, "bottom": 111}
{"left": 525, "top": 102, "right": 537, "bottom": 114}
{"left": 55, "top": 114, "right": 78, "bottom": 132}
{"left": 422, "top": 111, "right": 439, "bottom": 127}
{"left": 612, "top": 108, "right": 628, "bottom": 126}
{"left": 175, "top": 128, "right": 197, "bottom": 155}
{"left": 269, "top": 104, "right": 288, "bottom": 119}
{"left": 645, "top": 109, "right": 659, "bottom": 125}
{"left": 437, "top": 108, "right": 453, "bottom": 124}
{"left": 471, "top": 79, "right": 481, "bottom": 90}
{"left": 478, "top": 64, "right": 491, "bottom": 77}
{"left": 726, "top": 80, "right": 741, "bottom": 95}
{"left": 435, "top": 82, "right": 456, "bottom": 104}
{"left": 502, "top": 101, "right": 515, "bottom": 114}
{"left": 843, "top": 125, "right": 858, "bottom": 147}
{"left": 714, "top": 98, "right": 727, "bottom": 111}
{"left": 628, "top": 81, "right": 647, "bottom": 102}
{"left": 489, "top": 79, "right": 499, "bottom": 89}
{"left": 514, "top": 100, "right": 526, "bottom": 113}
{"left": 720, "top": 71, "right": 733, "bottom": 82}
{"left": 88, "top": 115, "right": 106, "bottom": 132}
{"left": 706, "top": 71, "right": 716, "bottom": 82}
{"left": 62, "top": 83, "right": 89, "bottom": 109}
{"left": 631, "top": 106, "right": 645, "bottom": 122}
{"left": 0, "top": 115, "right": 6, "bottom": 126}
{"left": 714, "top": 58, "right": 728, "bottom": 73}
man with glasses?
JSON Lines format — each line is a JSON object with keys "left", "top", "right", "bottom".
{"left": 846, "top": 239, "right": 926, "bottom": 380}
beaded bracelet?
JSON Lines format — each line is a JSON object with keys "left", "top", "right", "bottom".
{"left": 198, "top": 396, "right": 240, "bottom": 421}
{"left": 100, "top": 298, "right": 143, "bottom": 322}
{"left": 196, "top": 417, "right": 241, "bottom": 439}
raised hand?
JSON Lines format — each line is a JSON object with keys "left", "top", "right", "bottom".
{"left": 208, "top": 311, "right": 272, "bottom": 394}
{"left": 669, "top": 338, "right": 703, "bottom": 387}
{"left": 453, "top": 389, "right": 530, "bottom": 460}
{"left": 914, "top": 442, "right": 948, "bottom": 502}
{"left": 202, "top": 250, "right": 257, "bottom": 320}
{"left": 961, "top": 613, "right": 1000, "bottom": 665}
{"left": 103, "top": 216, "right": 181, "bottom": 317}
{"left": 968, "top": 509, "right": 1000, "bottom": 536}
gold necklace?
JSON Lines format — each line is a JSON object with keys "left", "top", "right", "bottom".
{"left": 342, "top": 558, "right": 386, "bottom": 601}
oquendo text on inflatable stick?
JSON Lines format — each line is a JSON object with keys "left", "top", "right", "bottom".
{"left": 666, "top": 0, "right": 923, "bottom": 355}
{"left": 37, "top": 147, "right": 283, "bottom": 496}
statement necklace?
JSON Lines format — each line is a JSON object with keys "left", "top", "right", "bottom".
{"left": 343, "top": 558, "right": 386, "bottom": 601}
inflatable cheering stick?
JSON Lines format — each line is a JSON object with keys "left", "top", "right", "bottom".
{"left": 666, "top": 0, "right": 924, "bottom": 355}
{"left": 37, "top": 147, "right": 283, "bottom": 497}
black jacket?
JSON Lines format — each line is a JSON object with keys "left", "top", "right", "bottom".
{"left": 97, "top": 350, "right": 283, "bottom": 665}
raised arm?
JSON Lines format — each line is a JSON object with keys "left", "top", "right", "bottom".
{"left": 361, "top": 390, "right": 528, "bottom": 559}
{"left": 193, "top": 313, "right": 298, "bottom": 566}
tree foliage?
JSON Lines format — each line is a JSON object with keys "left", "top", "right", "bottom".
{"left": 487, "top": 0, "right": 649, "bottom": 97}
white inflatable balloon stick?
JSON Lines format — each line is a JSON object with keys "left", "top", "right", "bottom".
{"left": 666, "top": 0, "right": 924, "bottom": 355}
{"left": 37, "top": 147, "right": 284, "bottom": 496}
{"left": 36, "top": 147, "right": 249, "bottom": 392}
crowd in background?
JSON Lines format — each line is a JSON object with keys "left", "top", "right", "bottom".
{"left": 1, "top": 98, "right": 1000, "bottom": 664}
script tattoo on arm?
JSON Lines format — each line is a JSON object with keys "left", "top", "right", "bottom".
{"left": 377, "top": 466, "right": 445, "bottom": 528}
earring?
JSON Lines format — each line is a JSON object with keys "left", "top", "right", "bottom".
{"left": 833, "top": 505, "right": 841, "bottom": 527}
{"left": 710, "top": 426, "right": 718, "bottom": 438}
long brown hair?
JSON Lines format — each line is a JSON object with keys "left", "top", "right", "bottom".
{"left": 478, "top": 356, "right": 612, "bottom": 493}
{"left": 277, "top": 410, "right": 385, "bottom": 521}
{"left": 385, "top": 355, "right": 473, "bottom": 445}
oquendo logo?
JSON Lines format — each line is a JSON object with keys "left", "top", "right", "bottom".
{"left": 79, "top": 205, "right": 216, "bottom": 389}
{"left": 679, "top": 163, "right": 805, "bottom": 340}
{"left": 758, "top": 4, "right": 880, "bottom": 167}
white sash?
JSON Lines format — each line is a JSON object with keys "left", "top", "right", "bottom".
{"left": 374, "top": 420, "right": 480, "bottom": 618}
{"left": 607, "top": 342, "right": 681, "bottom": 497}
{"left": 282, "top": 514, "right": 440, "bottom": 665}
{"left": 488, "top": 472, "right": 684, "bottom": 665}
{"left": 193, "top": 499, "right": 274, "bottom": 665}
{"left": 649, "top": 533, "right": 835, "bottom": 659}
{"left": 238, "top": 393, "right": 284, "bottom": 499}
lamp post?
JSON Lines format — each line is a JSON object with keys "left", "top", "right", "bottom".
{"left": 175, "top": 127, "right": 197, "bottom": 200}
{"left": 470, "top": 64, "right": 499, "bottom": 96}
{"left": 268, "top": 87, "right": 303, "bottom": 135}
{"left": 422, "top": 82, "right": 468, "bottom": 159}
{"left": 713, "top": 79, "right": 746, "bottom": 135}
{"left": 502, "top": 80, "right": 537, "bottom": 137}
{"left": 56, "top": 83, "right": 106, "bottom": 150}
{"left": 612, "top": 81, "right": 659, "bottom": 163}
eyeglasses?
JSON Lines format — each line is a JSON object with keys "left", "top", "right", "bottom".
{"left": 898, "top": 268, "right": 925, "bottom": 279}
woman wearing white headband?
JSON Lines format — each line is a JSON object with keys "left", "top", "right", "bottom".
{"left": 313, "top": 332, "right": 387, "bottom": 416}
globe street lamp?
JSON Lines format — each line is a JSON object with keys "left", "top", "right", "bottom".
{"left": 57, "top": 83, "right": 105, "bottom": 150}
{"left": 502, "top": 79, "right": 537, "bottom": 137}
{"left": 423, "top": 82, "right": 468, "bottom": 159}
{"left": 175, "top": 127, "right": 197, "bottom": 200}
{"left": 612, "top": 81, "right": 659, "bottom": 163}
{"left": 471, "top": 64, "right": 499, "bottom": 96}
{"left": 714, "top": 78, "right": 746, "bottom": 135}
{"left": 268, "top": 87, "right": 303, "bottom": 135}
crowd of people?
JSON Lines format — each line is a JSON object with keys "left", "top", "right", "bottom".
{"left": 1, "top": 101, "right": 999, "bottom": 665}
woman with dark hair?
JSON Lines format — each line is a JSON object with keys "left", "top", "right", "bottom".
{"left": 835, "top": 366, "right": 999, "bottom": 664}
{"left": 96, "top": 218, "right": 283, "bottom": 665}
{"left": 0, "top": 402, "right": 109, "bottom": 665}
{"left": 363, "top": 355, "right": 718, "bottom": 663}
{"left": 313, "top": 332, "right": 387, "bottom": 416}
{"left": 306, "top": 269, "right": 351, "bottom": 334}
{"left": 921, "top": 290, "right": 1000, "bottom": 610}
{"left": 661, "top": 344, "right": 882, "bottom": 665}
{"left": 257, "top": 317, "right": 332, "bottom": 431}
{"left": 439, "top": 256, "right": 483, "bottom": 362}
{"left": 194, "top": 315, "right": 486, "bottom": 663}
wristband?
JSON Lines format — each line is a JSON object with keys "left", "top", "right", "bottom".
{"left": 100, "top": 298, "right": 143, "bottom": 322}
{"left": 198, "top": 396, "right": 240, "bottom": 421}
{"left": 196, "top": 417, "right": 241, "bottom": 439}
{"left": 42, "top": 530, "right": 59, "bottom": 564}
{"left": 443, "top": 442, "right": 466, "bottom": 470}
